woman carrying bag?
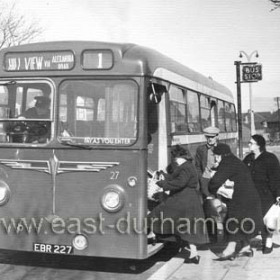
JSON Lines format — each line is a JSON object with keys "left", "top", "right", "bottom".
{"left": 148, "top": 145, "right": 209, "bottom": 264}
{"left": 243, "top": 134, "right": 280, "bottom": 254}
{"left": 208, "top": 143, "right": 263, "bottom": 261}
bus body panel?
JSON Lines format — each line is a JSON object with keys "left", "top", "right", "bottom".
{"left": 0, "top": 148, "right": 149, "bottom": 259}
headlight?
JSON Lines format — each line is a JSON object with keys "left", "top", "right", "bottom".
{"left": 103, "top": 192, "right": 120, "bottom": 208}
{"left": 101, "top": 185, "right": 125, "bottom": 212}
{"left": 0, "top": 180, "right": 10, "bottom": 206}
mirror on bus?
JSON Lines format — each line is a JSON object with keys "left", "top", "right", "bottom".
{"left": 148, "top": 83, "right": 166, "bottom": 104}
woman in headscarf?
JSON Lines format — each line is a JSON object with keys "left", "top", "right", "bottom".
{"left": 208, "top": 143, "right": 263, "bottom": 260}
{"left": 243, "top": 134, "right": 280, "bottom": 254}
{"left": 148, "top": 145, "right": 209, "bottom": 264}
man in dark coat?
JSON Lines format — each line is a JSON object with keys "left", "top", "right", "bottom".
{"left": 195, "top": 126, "right": 219, "bottom": 198}
{"left": 243, "top": 134, "right": 280, "bottom": 254}
{"left": 22, "top": 96, "right": 51, "bottom": 143}
{"left": 209, "top": 143, "right": 263, "bottom": 260}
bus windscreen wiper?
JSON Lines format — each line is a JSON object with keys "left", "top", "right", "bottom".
{"left": 0, "top": 80, "right": 17, "bottom": 85}
{"left": 60, "top": 139, "right": 93, "bottom": 149}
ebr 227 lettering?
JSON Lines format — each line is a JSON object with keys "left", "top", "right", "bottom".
{"left": 33, "top": 243, "right": 73, "bottom": 254}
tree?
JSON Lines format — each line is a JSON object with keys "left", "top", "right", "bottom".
{"left": 268, "top": 0, "right": 280, "bottom": 11}
{"left": 0, "top": 2, "right": 42, "bottom": 49}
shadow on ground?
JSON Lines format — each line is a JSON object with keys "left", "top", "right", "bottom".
{"left": 0, "top": 242, "right": 181, "bottom": 274}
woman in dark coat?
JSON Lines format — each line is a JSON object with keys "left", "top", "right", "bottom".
{"left": 208, "top": 143, "right": 263, "bottom": 260}
{"left": 149, "top": 145, "right": 209, "bottom": 264}
{"left": 243, "top": 134, "right": 280, "bottom": 254}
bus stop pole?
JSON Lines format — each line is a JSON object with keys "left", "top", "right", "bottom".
{"left": 234, "top": 61, "right": 243, "bottom": 159}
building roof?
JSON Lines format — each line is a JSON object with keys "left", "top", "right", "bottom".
{"left": 242, "top": 111, "right": 272, "bottom": 122}
{"left": 267, "top": 109, "right": 280, "bottom": 122}
{"left": 242, "top": 111, "right": 272, "bottom": 129}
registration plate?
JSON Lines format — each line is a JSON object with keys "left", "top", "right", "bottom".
{"left": 33, "top": 243, "right": 73, "bottom": 254}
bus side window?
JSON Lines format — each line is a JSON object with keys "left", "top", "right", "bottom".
{"left": 210, "top": 100, "right": 218, "bottom": 127}
{"left": 200, "top": 95, "right": 211, "bottom": 130}
{"left": 187, "top": 90, "right": 200, "bottom": 133}
{"left": 217, "top": 100, "right": 226, "bottom": 132}
{"left": 169, "top": 85, "right": 186, "bottom": 134}
{"left": 225, "top": 102, "right": 232, "bottom": 132}
{"left": 230, "top": 104, "right": 237, "bottom": 131}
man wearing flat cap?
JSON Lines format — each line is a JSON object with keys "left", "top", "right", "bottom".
{"left": 195, "top": 126, "right": 220, "bottom": 198}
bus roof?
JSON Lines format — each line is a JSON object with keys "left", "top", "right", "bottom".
{"left": 0, "top": 41, "right": 233, "bottom": 99}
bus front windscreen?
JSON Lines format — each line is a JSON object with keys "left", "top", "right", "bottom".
{"left": 0, "top": 81, "right": 52, "bottom": 144}
{"left": 58, "top": 80, "right": 138, "bottom": 146}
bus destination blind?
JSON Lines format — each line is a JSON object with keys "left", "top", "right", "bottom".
{"left": 4, "top": 51, "right": 75, "bottom": 71}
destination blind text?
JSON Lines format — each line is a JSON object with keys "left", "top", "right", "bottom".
{"left": 5, "top": 51, "right": 75, "bottom": 71}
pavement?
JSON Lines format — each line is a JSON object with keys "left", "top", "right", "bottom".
{"left": 167, "top": 233, "right": 280, "bottom": 280}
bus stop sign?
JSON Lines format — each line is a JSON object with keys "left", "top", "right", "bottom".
{"left": 242, "top": 63, "right": 262, "bottom": 82}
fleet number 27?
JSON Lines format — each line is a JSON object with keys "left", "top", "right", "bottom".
{"left": 110, "top": 171, "right": 119, "bottom": 180}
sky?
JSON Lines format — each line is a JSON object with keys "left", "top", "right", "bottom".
{"left": 5, "top": 0, "right": 280, "bottom": 113}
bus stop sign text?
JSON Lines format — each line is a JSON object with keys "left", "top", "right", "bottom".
{"left": 242, "top": 64, "right": 262, "bottom": 82}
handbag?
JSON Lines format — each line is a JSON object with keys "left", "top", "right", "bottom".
{"left": 203, "top": 197, "right": 227, "bottom": 241}
{"left": 147, "top": 170, "right": 163, "bottom": 201}
{"left": 217, "top": 179, "right": 234, "bottom": 199}
{"left": 263, "top": 198, "right": 280, "bottom": 231}
{"left": 203, "top": 198, "right": 227, "bottom": 222}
